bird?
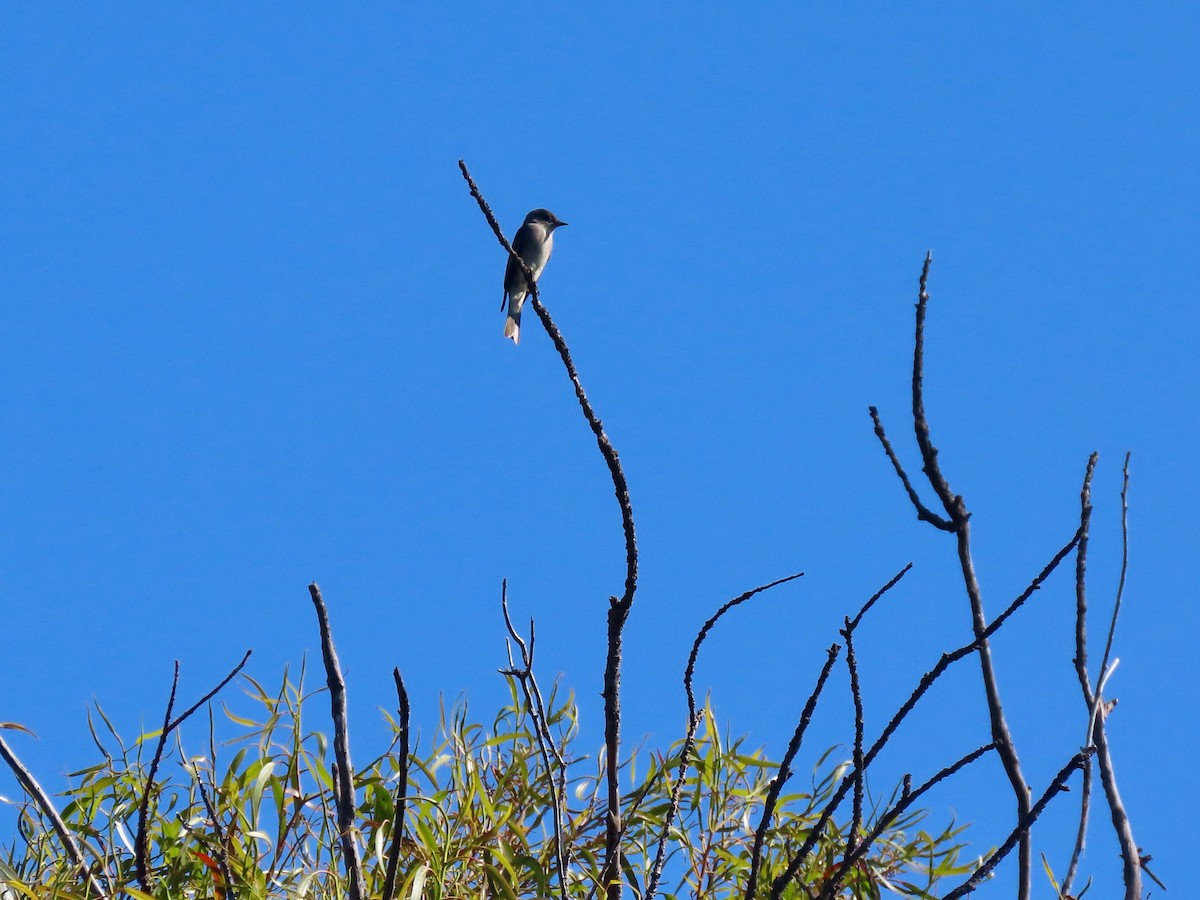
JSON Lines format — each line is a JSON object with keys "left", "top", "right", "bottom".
{"left": 502, "top": 208, "right": 567, "bottom": 344}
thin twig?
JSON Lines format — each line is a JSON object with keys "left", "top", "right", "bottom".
{"left": 195, "top": 766, "right": 236, "bottom": 899}
{"left": 841, "top": 618, "right": 865, "bottom": 860}
{"left": 0, "top": 733, "right": 109, "bottom": 898}
{"left": 499, "top": 580, "right": 569, "bottom": 900}
{"left": 886, "top": 253, "right": 1034, "bottom": 899}
{"left": 848, "top": 562, "right": 913, "bottom": 631}
{"left": 1093, "top": 453, "right": 1142, "bottom": 900}
{"left": 460, "top": 159, "right": 639, "bottom": 900}
{"left": 768, "top": 529, "right": 1079, "bottom": 899}
{"left": 943, "top": 749, "right": 1094, "bottom": 900}
{"left": 1098, "top": 452, "right": 1130, "bottom": 695}
{"left": 1063, "top": 451, "right": 1099, "bottom": 897}
{"left": 381, "top": 667, "right": 412, "bottom": 900}
{"left": 868, "top": 407, "right": 954, "bottom": 531}
{"left": 908, "top": 252, "right": 960, "bottom": 522}
{"left": 818, "top": 742, "right": 996, "bottom": 899}
{"left": 135, "top": 650, "right": 253, "bottom": 892}
{"left": 136, "top": 660, "right": 180, "bottom": 892}
{"left": 167, "top": 650, "right": 253, "bottom": 733}
{"left": 643, "top": 571, "right": 804, "bottom": 900}
{"left": 308, "top": 582, "right": 366, "bottom": 900}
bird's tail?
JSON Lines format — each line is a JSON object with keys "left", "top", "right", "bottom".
{"left": 503, "top": 311, "right": 521, "bottom": 344}
{"left": 504, "top": 293, "right": 525, "bottom": 344}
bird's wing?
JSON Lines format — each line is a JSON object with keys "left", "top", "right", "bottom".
{"left": 502, "top": 224, "right": 533, "bottom": 309}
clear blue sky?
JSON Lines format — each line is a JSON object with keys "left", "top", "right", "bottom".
{"left": 1, "top": 5, "right": 1195, "bottom": 896}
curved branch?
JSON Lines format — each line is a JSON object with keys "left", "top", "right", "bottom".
{"left": 460, "top": 160, "right": 639, "bottom": 900}
{"left": 644, "top": 571, "right": 805, "bottom": 900}
{"left": 0, "top": 733, "right": 108, "bottom": 898}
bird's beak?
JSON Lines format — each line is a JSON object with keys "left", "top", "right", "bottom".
{"left": 556, "top": 220, "right": 568, "bottom": 227}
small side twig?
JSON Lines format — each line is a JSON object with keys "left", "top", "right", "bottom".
{"left": 942, "top": 749, "right": 1094, "bottom": 900}
{"left": 194, "top": 766, "right": 236, "bottom": 899}
{"left": 868, "top": 406, "right": 953, "bottom": 532}
{"left": 381, "top": 667, "right": 412, "bottom": 900}
{"left": 0, "top": 733, "right": 109, "bottom": 899}
{"left": 499, "top": 580, "right": 570, "bottom": 900}
{"left": 309, "top": 582, "right": 365, "bottom": 900}
{"left": 643, "top": 571, "right": 805, "bottom": 900}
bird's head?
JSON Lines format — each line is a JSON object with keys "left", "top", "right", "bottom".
{"left": 525, "top": 208, "right": 568, "bottom": 230}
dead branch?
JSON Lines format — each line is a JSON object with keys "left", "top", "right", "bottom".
{"left": 381, "top": 667, "right": 412, "bottom": 900}
{"left": 459, "top": 160, "right": 639, "bottom": 900}
{"left": 308, "top": 582, "right": 365, "bottom": 900}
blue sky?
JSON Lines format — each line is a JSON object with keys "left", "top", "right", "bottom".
{"left": 1, "top": 4, "right": 1196, "bottom": 896}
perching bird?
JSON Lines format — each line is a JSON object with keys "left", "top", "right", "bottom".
{"left": 502, "top": 208, "right": 567, "bottom": 344}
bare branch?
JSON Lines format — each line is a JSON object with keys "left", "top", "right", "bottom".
{"left": 460, "top": 159, "right": 639, "bottom": 900}
{"left": 768, "top": 530, "right": 1078, "bottom": 899}
{"left": 908, "top": 252, "right": 962, "bottom": 523}
{"left": 818, "top": 742, "right": 996, "bottom": 899}
{"left": 136, "top": 660, "right": 180, "bottom": 892}
{"left": 381, "top": 667, "right": 412, "bottom": 900}
{"left": 849, "top": 562, "right": 913, "bottom": 631}
{"left": 0, "top": 733, "right": 109, "bottom": 898}
{"left": 308, "top": 582, "right": 365, "bottom": 900}
{"left": 643, "top": 571, "right": 804, "bottom": 900}
{"left": 868, "top": 406, "right": 954, "bottom": 531}
{"left": 194, "top": 765, "right": 236, "bottom": 899}
{"left": 499, "top": 580, "right": 569, "bottom": 900}
{"left": 167, "top": 649, "right": 253, "bottom": 733}
{"left": 1063, "top": 451, "right": 1099, "bottom": 897}
{"left": 745, "top": 644, "right": 840, "bottom": 900}
{"left": 1093, "top": 453, "right": 1142, "bottom": 900}
{"left": 1098, "top": 452, "right": 1131, "bottom": 695}
{"left": 943, "top": 749, "right": 1094, "bottom": 900}
{"left": 841, "top": 618, "right": 866, "bottom": 860}
{"left": 888, "top": 253, "right": 1034, "bottom": 899}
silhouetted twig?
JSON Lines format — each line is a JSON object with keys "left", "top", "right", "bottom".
{"left": 1093, "top": 454, "right": 1142, "bottom": 899}
{"left": 381, "top": 667, "right": 412, "bottom": 900}
{"left": 943, "top": 749, "right": 1094, "bottom": 900}
{"left": 1098, "top": 452, "right": 1131, "bottom": 697}
{"left": 868, "top": 407, "right": 953, "bottom": 532}
{"left": 871, "top": 253, "right": 1035, "bottom": 900}
{"left": 1063, "top": 452, "right": 1099, "bottom": 897}
{"left": 499, "top": 579, "right": 570, "bottom": 900}
{"left": 643, "top": 571, "right": 804, "bottom": 900}
{"left": 768, "top": 532, "right": 1079, "bottom": 899}
{"left": 745, "top": 644, "right": 840, "bottom": 900}
{"left": 135, "top": 661, "right": 180, "bottom": 891}
{"left": 0, "top": 732, "right": 108, "bottom": 898}
{"left": 460, "top": 160, "right": 639, "bottom": 900}
{"left": 818, "top": 742, "right": 996, "bottom": 899}
{"left": 308, "top": 582, "right": 365, "bottom": 900}
{"left": 194, "top": 766, "right": 236, "bottom": 899}
{"left": 135, "top": 649, "right": 254, "bottom": 890}
{"left": 752, "top": 563, "right": 913, "bottom": 900}
{"left": 841, "top": 618, "right": 865, "bottom": 859}
{"left": 167, "top": 650, "right": 253, "bottom": 733}
{"left": 135, "top": 651, "right": 255, "bottom": 893}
